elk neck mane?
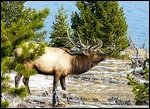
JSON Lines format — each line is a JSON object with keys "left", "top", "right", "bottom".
{"left": 71, "top": 55, "right": 91, "bottom": 75}
{"left": 61, "top": 47, "right": 92, "bottom": 75}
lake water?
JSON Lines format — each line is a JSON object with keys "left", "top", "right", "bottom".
{"left": 24, "top": 1, "right": 149, "bottom": 49}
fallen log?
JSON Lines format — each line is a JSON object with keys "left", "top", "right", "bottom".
{"left": 65, "top": 104, "right": 149, "bottom": 108}
{"left": 25, "top": 95, "right": 51, "bottom": 104}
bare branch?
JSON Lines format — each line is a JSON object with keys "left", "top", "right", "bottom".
{"left": 141, "top": 37, "right": 148, "bottom": 59}
{"left": 142, "top": 37, "right": 146, "bottom": 49}
{"left": 128, "top": 35, "right": 139, "bottom": 58}
{"left": 93, "top": 36, "right": 96, "bottom": 43}
{"left": 133, "top": 43, "right": 139, "bottom": 58}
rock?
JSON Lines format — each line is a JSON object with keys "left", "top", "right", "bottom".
{"left": 107, "top": 96, "right": 132, "bottom": 105}
{"left": 109, "top": 78, "right": 119, "bottom": 84}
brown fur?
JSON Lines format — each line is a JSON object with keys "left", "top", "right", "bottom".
{"left": 14, "top": 45, "right": 106, "bottom": 106}
{"left": 70, "top": 55, "right": 91, "bottom": 74}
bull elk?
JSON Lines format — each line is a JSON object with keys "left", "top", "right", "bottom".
{"left": 14, "top": 31, "right": 106, "bottom": 106}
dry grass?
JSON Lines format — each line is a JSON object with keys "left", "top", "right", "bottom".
{"left": 66, "top": 77, "right": 135, "bottom": 104}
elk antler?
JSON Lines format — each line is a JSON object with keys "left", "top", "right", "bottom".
{"left": 67, "top": 29, "right": 80, "bottom": 49}
{"left": 67, "top": 29, "right": 89, "bottom": 51}
{"left": 77, "top": 32, "right": 87, "bottom": 48}
{"left": 76, "top": 32, "right": 103, "bottom": 51}
{"left": 90, "top": 40, "right": 103, "bottom": 50}
{"left": 67, "top": 29, "right": 104, "bottom": 52}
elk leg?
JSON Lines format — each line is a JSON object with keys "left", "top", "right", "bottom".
{"left": 60, "top": 76, "right": 66, "bottom": 90}
{"left": 60, "top": 76, "right": 67, "bottom": 98}
{"left": 53, "top": 74, "right": 60, "bottom": 106}
{"left": 15, "top": 74, "right": 22, "bottom": 88}
{"left": 22, "top": 76, "right": 31, "bottom": 95}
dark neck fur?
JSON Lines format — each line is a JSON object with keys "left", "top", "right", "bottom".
{"left": 71, "top": 55, "right": 92, "bottom": 75}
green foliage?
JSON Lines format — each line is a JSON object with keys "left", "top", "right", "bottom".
{"left": 120, "top": 53, "right": 130, "bottom": 60}
{"left": 15, "top": 64, "right": 37, "bottom": 78}
{"left": 50, "top": 5, "right": 72, "bottom": 47}
{"left": 10, "top": 86, "right": 28, "bottom": 98}
{"left": 1, "top": 1, "right": 49, "bottom": 107}
{"left": 1, "top": 100, "right": 9, "bottom": 108}
{"left": 15, "top": 42, "right": 47, "bottom": 62}
{"left": 1, "top": 74, "right": 11, "bottom": 94}
{"left": 109, "top": 52, "right": 130, "bottom": 60}
{"left": 13, "top": 42, "right": 47, "bottom": 78}
{"left": 71, "top": 1, "right": 128, "bottom": 57}
{"left": 1, "top": 57, "right": 12, "bottom": 74}
{"left": 126, "top": 58, "right": 149, "bottom": 105}
{"left": 1, "top": 1, "right": 50, "bottom": 46}
{"left": 1, "top": 1, "right": 25, "bottom": 28}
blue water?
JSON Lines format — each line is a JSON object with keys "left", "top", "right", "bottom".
{"left": 24, "top": 1, "right": 149, "bottom": 49}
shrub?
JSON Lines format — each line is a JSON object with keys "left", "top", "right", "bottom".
{"left": 126, "top": 58, "right": 149, "bottom": 105}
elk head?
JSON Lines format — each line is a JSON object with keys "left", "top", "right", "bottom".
{"left": 67, "top": 29, "right": 106, "bottom": 64}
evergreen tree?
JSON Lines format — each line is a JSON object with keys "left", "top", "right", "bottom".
{"left": 49, "top": 5, "right": 72, "bottom": 47}
{"left": 1, "top": 1, "right": 49, "bottom": 107}
{"left": 1, "top": 1, "right": 48, "bottom": 43}
{"left": 71, "top": 1, "right": 128, "bottom": 57}
{"left": 1, "top": 1, "right": 26, "bottom": 28}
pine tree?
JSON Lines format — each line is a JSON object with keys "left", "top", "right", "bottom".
{"left": 1, "top": 1, "right": 26, "bottom": 28}
{"left": 1, "top": 1, "right": 49, "bottom": 107}
{"left": 1, "top": 1, "right": 49, "bottom": 43}
{"left": 71, "top": 1, "right": 128, "bottom": 57}
{"left": 49, "top": 5, "right": 72, "bottom": 47}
